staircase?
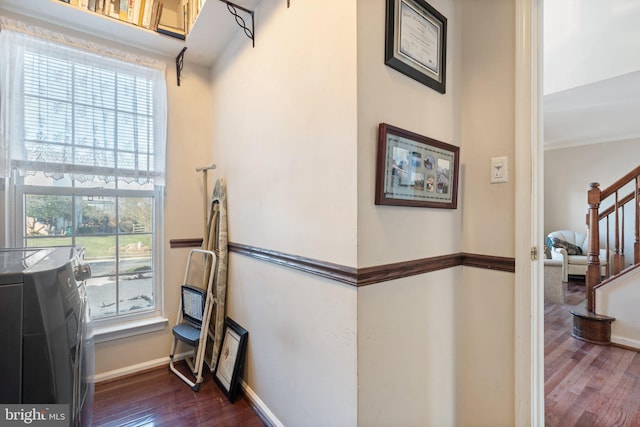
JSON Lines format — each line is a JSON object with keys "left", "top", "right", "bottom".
{"left": 571, "top": 165, "right": 640, "bottom": 345}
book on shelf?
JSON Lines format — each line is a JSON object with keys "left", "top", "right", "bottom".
{"left": 127, "top": 0, "right": 135, "bottom": 22}
{"left": 136, "top": 0, "right": 145, "bottom": 26}
{"left": 133, "top": 0, "right": 143, "bottom": 25}
{"left": 119, "top": 0, "right": 128, "bottom": 20}
{"left": 59, "top": 0, "right": 192, "bottom": 38}
{"left": 107, "top": 0, "right": 119, "bottom": 19}
{"left": 152, "top": 0, "right": 163, "bottom": 30}
{"left": 142, "top": 0, "right": 152, "bottom": 27}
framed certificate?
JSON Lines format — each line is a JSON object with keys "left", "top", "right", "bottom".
{"left": 375, "top": 123, "right": 459, "bottom": 209}
{"left": 385, "top": 0, "right": 447, "bottom": 93}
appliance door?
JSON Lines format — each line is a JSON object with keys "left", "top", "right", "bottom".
{"left": 73, "top": 280, "right": 94, "bottom": 427}
{"left": 0, "top": 282, "right": 23, "bottom": 403}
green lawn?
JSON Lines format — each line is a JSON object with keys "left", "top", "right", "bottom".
{"left": 26, "top": 234, "right": 152, "bottom": 259}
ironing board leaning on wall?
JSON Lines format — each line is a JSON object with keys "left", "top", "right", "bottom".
{"left": 203, "top": 178, "right": 228, "bottom": 372}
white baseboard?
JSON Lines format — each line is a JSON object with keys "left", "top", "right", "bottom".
{"left": 240, "top": 380, "right": 284, "bottom": 427}
{"left": 93, "top": 351, "right": 191, "bottom": 383}
{"left": 611, "top": 335, "right": 640, "bottom": 351}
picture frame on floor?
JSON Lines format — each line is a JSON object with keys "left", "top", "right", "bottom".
{"left": 214, "top": 317, "right": 249, "bottom": 403}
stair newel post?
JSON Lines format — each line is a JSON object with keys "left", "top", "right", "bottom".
{"left": 586, "top": 182, "right": 603, "bottom": 313}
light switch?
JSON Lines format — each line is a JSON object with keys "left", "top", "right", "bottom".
{"left": 491, "top": 156, "right": 508, "bottom": 184}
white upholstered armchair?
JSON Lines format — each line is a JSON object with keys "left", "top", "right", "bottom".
{"left": 546, "top": 230, "right": 610, "bottom": 282}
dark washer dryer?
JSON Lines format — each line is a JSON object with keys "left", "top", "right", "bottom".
{"left": 0, "top": 247, "right": 94, "bottom": 426}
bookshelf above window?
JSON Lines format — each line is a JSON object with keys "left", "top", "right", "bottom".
{"left": 0, "top": 0, "right": 260, "bottom": 67}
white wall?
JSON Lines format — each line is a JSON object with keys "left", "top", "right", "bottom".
{"left": 544, "top": 138, "right": 640, "bottom": 261}
{"left": 210, "top": 0, "right": 359, "bottom": 425}
{"left": 544, "top": 0, "right": 640, "bottom": 94}
{"left": 597, "top": 266, "right": 640, "bottom": 350}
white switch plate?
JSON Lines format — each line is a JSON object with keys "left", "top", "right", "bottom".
{"left": 491, "top": 156, "right": 508, "bottom": 183}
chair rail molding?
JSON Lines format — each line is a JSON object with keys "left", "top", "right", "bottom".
{"left": 170, "top": 239, "right": 515, "bottom": 287}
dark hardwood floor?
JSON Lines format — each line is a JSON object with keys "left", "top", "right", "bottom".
{"left": 545, "top": 279, "right": 640, "bottom": 426}
{"left": 91, "top": 362, "right": 266, "bottom": 427}
{"left": 91, "top": 280, "right": 640, "bottom": 427}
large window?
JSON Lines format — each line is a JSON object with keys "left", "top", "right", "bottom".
{"left": 17, "top": 183, "right": 158, "bottom": 321}
{"left": 1, "top": 19, "right": 167, "bottom": 327}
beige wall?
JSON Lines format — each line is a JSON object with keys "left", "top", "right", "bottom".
{"left": 458, "top": 268, "right": 515, "bottom": 426}
{"left": 358, "top": 271, "right": 460, "bottom": 426}
{"left": 459, "top": 0, "right": 516, "bottom": 425}
{"left": 213, "top": 0, "right": 515, "bottom": 425}
{"left": 212, "top": 0, "right": 518, "bottom": 424}
{"left": 210, "top": 0, "right": 359, "bottom": 425}
{"left": 460, "top": 0, "right": 516, "bottom": 258}
{"left": 212, "top": 0, "right": 358, "bottom": 266}
{"left": 356, "top": 0, "right": 462, "bottom": 425}
{"left": 356, "top": 0, "right": 463, "bottom": 267}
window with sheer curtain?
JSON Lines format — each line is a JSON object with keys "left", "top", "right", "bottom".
{"left": 0, "top": 18, "right": 168, "bottom": 331}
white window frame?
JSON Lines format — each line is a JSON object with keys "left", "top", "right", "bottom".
{"left": 11, "top": 177, "right": 167, "bottom": 342}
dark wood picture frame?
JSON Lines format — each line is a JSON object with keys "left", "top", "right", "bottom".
{"left": 385, "top": 0, "right": 447, "bottom": 93}
{"left": 375, "top": 123, "right": 459, "bottom": 209}
{"left": 213, "top": 317, "right": 248, "bottom": 403}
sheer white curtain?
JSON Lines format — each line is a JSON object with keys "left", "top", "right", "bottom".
{"left": 0, "top": 17, "right": 167, "bottom": 185}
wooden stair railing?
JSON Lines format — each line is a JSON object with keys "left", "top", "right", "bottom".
{"left": 572, "top": 165, "right": 640, "bottom": 345}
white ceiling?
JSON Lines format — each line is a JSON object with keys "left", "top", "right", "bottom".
{"left": 544, "top": 70, "right": 640, "bottom": 150}
{"left": 543, "top": 0, "right": 640, "bottom": 150}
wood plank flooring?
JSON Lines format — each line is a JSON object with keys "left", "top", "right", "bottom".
{"left": 91, "top": 280, "right": 640, "bottom": 427}
{"left": 545, "top": 279, "right": 640, "bottom": 426}
{"left": 91, "top": 362, "right": 266, "bottom": 427}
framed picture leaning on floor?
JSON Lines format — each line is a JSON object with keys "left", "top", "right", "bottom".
{"left": 213, "top": 317, "right": 249, "bottom": 402}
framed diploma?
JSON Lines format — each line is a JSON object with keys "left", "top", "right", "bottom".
{"left": 385, "top": 0, "right": 447, "bottom": 93}
{"left": 375, "top": 123, "right": 459, "bottom": 209}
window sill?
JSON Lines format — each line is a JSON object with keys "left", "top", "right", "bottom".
{"left": 93, "top": 316, "right": 169, "bottom": 344}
